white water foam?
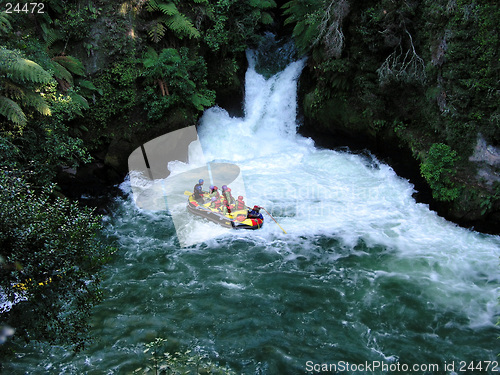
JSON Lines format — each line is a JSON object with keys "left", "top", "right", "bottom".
{"left": 192, "top": 50, "right": 500, "bottom": 330}
{"left": 122, "top": 48, "right": 500, "bottom": 329}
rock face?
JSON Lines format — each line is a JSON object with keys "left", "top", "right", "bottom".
{"left": 469, "top": 134, "right": 500, "bottom": 186}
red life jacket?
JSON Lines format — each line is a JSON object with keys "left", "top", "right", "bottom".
{"left": 236, "top": 199, "right": 245, "bottom": 210}
{"left": 211, "top": 199, "right": 221, "bottom": 209}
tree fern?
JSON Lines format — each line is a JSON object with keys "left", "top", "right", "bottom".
{"left": 142, "top": 47, "right": 159, "bottom": 68}
{"left": 249, "top": 0, "right": 276, "bottom": 9}
{"left": 0, "top": 96, "right": 27, "bottom": 126}
{"left": 22, "top": 91, "right": 52, "bottom": 116}
{"left": 145, "top": 0, "right": 200, "bottom": 42}
{"left": 2, "top": 80, "right": 24, "bottom": 100}
{"left": 51, "top": 61, "right": 74, "bottom": 84}
{"left": 148, "top": 0, "right": 178, "bottom": 15}
{"left": 76, "top": 79, "right": 102, "bottom": 99}
{"left": 0, "top": 11, "right": 12, "bottom": 35}
{"left": 40, "top": 23, "right": 64, "bottom": 48}
{"left": 261, "top": 11, "right": 274, "bottom": 25}
{"left": 77, "top": 80, "right": 97, "bottom": 91}
{"left": 163, "top": 13, "right": 200, "bottom": 39}
{"left": 68, "top": 91, "right": 89, "bottom": 117}
{"left": 0, "top": 47, "right": 54, "bottom": 128}
{"left": 0, "top": 48, "right": 54, "bottom": 85}
{"left": 148, "top": 21, "right": 166, "bottom": 44}
{"left": 52, "top": 56, "right": 85, "bottom": 76}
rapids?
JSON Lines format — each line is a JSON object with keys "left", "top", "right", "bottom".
{"left": 4, "top": 42, "right": 500, "bottom": 374}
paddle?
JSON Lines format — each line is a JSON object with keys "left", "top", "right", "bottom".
{"left": 247, "top": 205, "right": 287, "bottom": 234}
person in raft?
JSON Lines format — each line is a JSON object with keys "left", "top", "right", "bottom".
{"left": 210, "top": 196, "right": 221, "bottom": 211}
{"left": 221, "top": 198, "right": 230, "bottom": 215}
{"left": 221, "top": 185, "right": 235, "bottom": 205}
{"left": 209, "top": 185, "right": 220, "bottom": 199}
{"left": 247, "top": 205, "right": 263, "bottom": 220}
{"left": 236, "top": 196, "right": 246, "bottom": 211}
{"left": 193, "top": 179, "right": 206, "bottom": 204}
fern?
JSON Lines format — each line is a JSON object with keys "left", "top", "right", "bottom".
{"left": 23, "top": 91, "right": 52, "bottom": 116}
{"left": 0, "top": 48, "right": 55, "bottom": 85}
{"left": 146, "top": 0, "right": 200, "bottom": 42}
{"left": 77, "top": 80, "right": 98, "bottom": 91}
{"left": 51, "top": 61, "right": 74, "bottom": 84}
{"left": 142, "top": 47, "right": 159, "bottom": 68}
{"left": 68, "top": 91, "right": 89, "bottom": 117}
{"left": 282, "top": 0, "right": 322, "bottom": 54}
{"left": 0, "top": 11, "right": 12, "bottom": 35}
{"left": 293, "top": 19, "right": 306, "bottom": 36}
{"left": 0, "top": 96, "right": 27, "bottom": 126}
{"left": 249, "top": 0, "right": 276, "bottom": 9}
{"left": 2, "top": 80, "right": 24, "bottom": 100}
{"left": 151, "top": 1, "right": 178, "bottom": 15}
{"left": 191, "top": 92, "right": 213, "bottom": 111}
{"left": 261, "top": 12, "right": 274, "bottom": 25}
{"left": 163, "top": 13, "right": 200, "bottom": 39}
{"left": 148, "top": 22, "right": 166, "bottom": 44}
{"left": 77, "top": 80, "right": 102, "bottom": 97}
{"left": 51, "top": 56, "right": 85, "bottom": 76}
{"left": 0, "top": 47, "right": 54, "bottom": 127}
{"left": 40, "top": 23, "right": 64, "bottom": 48}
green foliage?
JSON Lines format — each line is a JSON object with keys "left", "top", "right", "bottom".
{"left": 49, "top": 1, "right": 99, "bottom": 42}
{"left": 0, "top": 47, "right": 54, "bottom": 85}
{"left": 478, "top": 183, "right": 500, "bottom": 216}
{"left": 282, "top": 0, "right": 322, "bottom": 54}
{"left": 1, "top": 81, "right": 92, "bottom": 187}
{"left": 52, "top": 55, "right": 86, "bottom": 77}
{"left": 420, "top": 143, "right": 461, "bottom": 202}
{"left": 84, "top": 58, "right": 139, "bottom": 138}
{"left": 203, "top": 0, "right": 276, "bottom": 53}
{"left": 0, "top": 171, "right": 114, "bottom": 351}
{"left": 0, "top": 97, "right": 26, "bottom": 127}
{"left": 141, "top": 47, "right": 215, "bottom": 121}
{"left": 0, "top": 47, "right": 55, "bottom": 129}
{"left": 0, "top": 11, "right": 12, "bottom": 35}
{"left": 146, "top": 0, "right": 200, "bottom": 42}
{"left": 135, "top": 337, "right": 237, "bottom": 374}
{"left": 439, "top": 0, "right": 500, "bottom": 149}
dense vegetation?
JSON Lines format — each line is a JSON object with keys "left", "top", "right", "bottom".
{"left": 0, "top": 0, "right": 498, "bottom": 362}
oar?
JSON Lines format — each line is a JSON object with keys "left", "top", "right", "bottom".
{"left": 248, "top": 205, "right": 287, "bottom": 234}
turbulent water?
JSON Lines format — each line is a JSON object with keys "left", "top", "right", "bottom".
{"left": 5, "top": 46, "right": 500, "bottom": 374}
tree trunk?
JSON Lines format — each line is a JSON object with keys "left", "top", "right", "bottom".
{"left": 157, "top": 79, "right": 169, "bottom": 96}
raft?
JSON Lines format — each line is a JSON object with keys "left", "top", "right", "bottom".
{"left": 187, "top": 194, "right": 264, "bottom": 230}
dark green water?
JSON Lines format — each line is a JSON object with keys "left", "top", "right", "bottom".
{"left": 6, "top": 195, "right": 499, "bottom": 374}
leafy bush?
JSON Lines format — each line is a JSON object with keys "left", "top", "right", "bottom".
{"left": 420, "top": 143, "right": 460, "bottom": 202}
{"left": 141, "top": 47, "right": 215, "bottom": 121}
{"left": 135, "top": 337, "right": 237, "bottom": 374}
{"left": 0, "top": 172, "right": 114, "bottom": 351}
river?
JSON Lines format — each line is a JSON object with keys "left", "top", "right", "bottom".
{"left": 5, "top": 43, "right": 500, "bottom": 374}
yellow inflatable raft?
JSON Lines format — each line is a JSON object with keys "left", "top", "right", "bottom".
{"left": 187, "top": 194, "right": 264, "bottom": 230}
